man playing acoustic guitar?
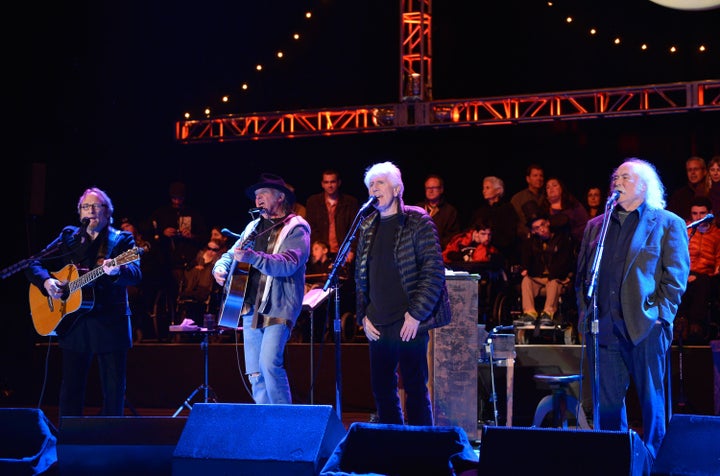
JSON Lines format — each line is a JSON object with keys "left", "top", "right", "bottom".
{"left": 212, "top": 173, "right": 310, "bottom": 404}
{"left": 25, "top": 187, "right": 142, "bottom": 418}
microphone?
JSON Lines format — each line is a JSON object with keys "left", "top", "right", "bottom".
{"left": 359, "top": 195, "right": 379, "bottom": 213}
{"left": 606, "top": 190, "right": 621, "bottom": 207}
{"left": 220, "top": 228, "right": 242, "bottom": 240}
{"left": 248, "top": 207, "right": 265, "bottom": 215}
{"left": 75, "top": 218, "right": 90, "bottom": 242}
{"left": 687, "top": 213, "right": 714, "bottom": 229}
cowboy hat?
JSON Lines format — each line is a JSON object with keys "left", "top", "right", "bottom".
{"left": 245, "top": 173, "right": 296, "bottom": 203}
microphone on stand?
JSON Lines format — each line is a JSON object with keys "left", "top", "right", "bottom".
{"left": 687, "top": 213, "right": 714, "bottom": 229}
{"left": 359, "top": 195, "right": 378, "bottom": 213}
{"left": 606, "top": 190, "right": 621, "bottom": 208}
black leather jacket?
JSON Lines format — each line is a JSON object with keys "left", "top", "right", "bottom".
{"left": 354, "top": 203, "right": 451, "bottom": 332}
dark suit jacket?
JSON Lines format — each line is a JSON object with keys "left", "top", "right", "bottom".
{"left": 575, "top": 207, "right": 690, "bottom": 344}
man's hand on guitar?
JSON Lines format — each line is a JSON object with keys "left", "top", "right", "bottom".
{"left": 44, "top": 278, "right": 64, "bottom": 300}
{"left": 213, "top": 268, "right": 228, "bottom": 286}
{"left": 101, "top": 259, "right": 121, "bottom": 276}
{"left": 233, "top": 247, "right": 255, "bottom": 263}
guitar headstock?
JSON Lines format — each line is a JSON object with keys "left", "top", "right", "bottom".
{"left": 114, "top": 246, "right": 143, "bottom": 266}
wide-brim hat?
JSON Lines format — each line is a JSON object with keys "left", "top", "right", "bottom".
{"left": 245, "top": 173, "right": 295, "bottom": 203}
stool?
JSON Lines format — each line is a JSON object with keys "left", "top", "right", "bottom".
{"left": 532, "top": 374, "right": 590, "bottom": 429}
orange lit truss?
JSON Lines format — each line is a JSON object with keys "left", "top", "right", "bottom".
{"left": 176, "top": 1, "right": 720, "bottom": 143}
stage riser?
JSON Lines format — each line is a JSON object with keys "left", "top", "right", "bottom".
{"left": 23, "top": 343, "right": 716, "bottom": 423}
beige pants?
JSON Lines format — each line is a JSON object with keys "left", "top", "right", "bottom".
{"left": 521, "top": 275, "right": 565, "bottom": 316}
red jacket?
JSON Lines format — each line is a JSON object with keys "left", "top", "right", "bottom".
{"left": 687, "top": 224, "right": 720, "bottom": 275}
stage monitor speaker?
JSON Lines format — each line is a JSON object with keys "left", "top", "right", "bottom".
{"left": 0, "top": 408, "right": 57, "bottom": 476}
{"left": 57, "top": 416, "right": 187, "bottom": 476}
{"left": 479, "top": 425, "right": 651, "bottom": 476}
{"left": 320, "top": 422, "right": 479, "bottom": 476}
{"left": 651, "top": 414, "right": 720, "bottom": 476}
{"left": 172, "top": 403, "right": 346, "bottom": 476}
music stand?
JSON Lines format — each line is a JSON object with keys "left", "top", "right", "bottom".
{"left": 172, "top": 329, "right": 218, "bottom": 417}
{"left": 302, "top": 287, "right": 331, "bottom": 404}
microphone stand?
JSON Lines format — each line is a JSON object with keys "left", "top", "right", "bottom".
{"left": 323, "top": 207, "right": 368, "bottom": 421}
{"left": 585, "top": 197, "right": 617, "bottom": 430}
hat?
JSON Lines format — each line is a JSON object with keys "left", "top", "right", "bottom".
{"left": 245, "top": 173, "right": 296, "bottom": 203}
{"left": 169, "top": 181, "right": 186, "bottom": 198}
{"left": 522, "top": 201, "right": 549, "bottom": 228}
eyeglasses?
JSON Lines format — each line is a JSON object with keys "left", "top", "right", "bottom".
{"left": 79, "top": 203, "right": 107, "bottom": 211}
{"left": 532, "top": 222, "right": 550, "bottom": 232}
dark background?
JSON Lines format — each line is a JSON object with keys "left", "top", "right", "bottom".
{"left": 2, "top": 1, "right": 720, "bottom": 399}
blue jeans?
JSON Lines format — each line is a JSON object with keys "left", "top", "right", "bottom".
{"left": 586, "top": 320, "right": 671, "bottom": 461}
{"left": 368, "top": 319, "right": 433, "bottom": 426}
{"left": 242, "top": 315, "right": 292, "bottom": 404}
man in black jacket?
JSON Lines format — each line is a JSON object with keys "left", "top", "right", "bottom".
{"left": 25, "top": 187, "right": 142, "bottom": 417}
{"left": 355, "top": 161, "right": 451, "bottom": 426}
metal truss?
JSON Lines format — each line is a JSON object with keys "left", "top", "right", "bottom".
{"left": 175, "top": 79, "right": 720, "bottom": 143}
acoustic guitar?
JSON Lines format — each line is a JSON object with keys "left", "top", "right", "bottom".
{"left": 28, "top": 247, "right": 142, "bottom": 336}
{"left": 217, "top": 231, "right": 256, "bottom": 329}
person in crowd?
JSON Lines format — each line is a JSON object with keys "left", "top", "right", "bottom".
{"left": 149, "top": 181, "right": 207, "bottom": 326}
{"left": 468, "top": 175, "right": 519, "bottom": 265}
{"left": 210, "top": 225, "right": 231, "bottom": 254}
{"left": 515, "top": 205, "right": 575, "bottom": 328}
{"left": 415, "top": 174, "right": 460, "bottom": 249}
{"left": 667, "top": 156, "right": 708, "bottom": 221}
{"left": 706, "top": 155, "right": 720, "bottom": 227}
{"left": 585, "top": 186, "right": 606, "bottom": 218}
{"left": 177, "top": 238, "right": 225, "bottom": 326}
{"left": 305, "top": 169, "right": 359, "bottom": 263}
{"left": 575, "top": 158, "right": 690, "bottom": 464}
{"left": 510, "top": 163, "right": 545, "bottom": 239}
{"left": 543, "top": 176, "right": 590, "bottom": 246}
{"left": 305, "top": 239, "right": 333, "bottom": 292}
{"left": 443, "top": 220, "right": 505, "bottom": 326}
{"left": 355, "top": 161, "right": 451, "bottom": 426}
{"left": 119, "top": 218, "right": 152, "bottom": 342}
{"left": 212, "top": 173, "right": 310, "bottom": 404}
{"left": 25, "top": 187, "right": 142, "bottom": 417}
{"left": 676, "top": 196, "right": 720, "bottom": 344}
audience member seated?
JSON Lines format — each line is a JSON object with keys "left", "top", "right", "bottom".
{"left": 514, "top": 209, "right": 575, "bottom": 328}
{"left": 676, "top": 196, "right": 720, "bottom": 344}
{"left": 176, "top": 238, "right": 224, "bottom": 327}
{"left": 443, "top": 220, "right": 506, "bottom": 326}
{"left": 305, "top": 239, "right": 333, "bottom": 293}
{"left": 707, "top": 155, "right": 720, "bottom": 227}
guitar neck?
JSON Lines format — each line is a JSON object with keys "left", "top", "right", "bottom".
{"left": 70, "top": 259, "right": 113, "bottom": 293}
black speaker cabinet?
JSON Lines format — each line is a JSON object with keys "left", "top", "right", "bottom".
{"left": 57, "top": 416, "right": 187, "bottom": 476}
{"left": 479, "top": 425, "right": 651, "bottom": 476}
{"left": 172, "top": 403, "right": 346, "bottom": 476}
{"left": 0, "top": 408, "right": 58, "bottom": 476}
{"left": 320, "top": 422, "right": 479, "bottom": 475}
{"left": 652, "top": 414, "right": 720, "bottom": 476}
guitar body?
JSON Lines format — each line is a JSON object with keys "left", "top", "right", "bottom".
{"left": 27, "top": 247, "right": 142, "bottom": 337}
{"left": 217, "top": 261, "right": 250, "bottom": 329}
{"left": 28, "top": 264, "right": 94, "bottom": 336}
